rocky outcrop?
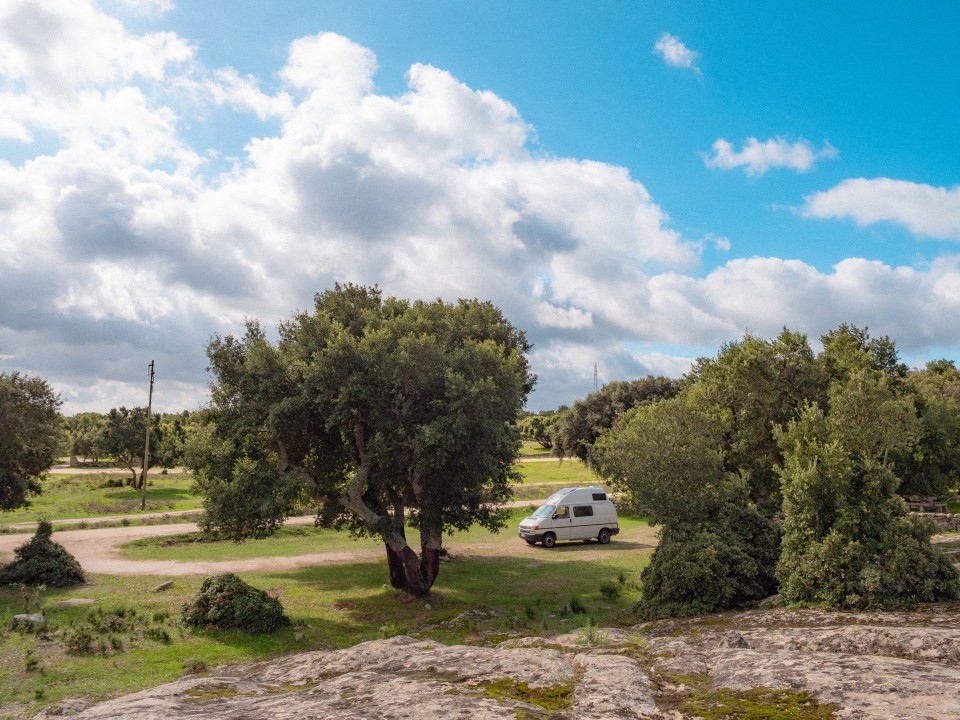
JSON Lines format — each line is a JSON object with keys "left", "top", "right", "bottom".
{"left": 36, "top": 605, "right": 960, "bottom": 719}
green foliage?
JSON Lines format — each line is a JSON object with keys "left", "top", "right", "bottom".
{"left": 99, "top": 406, "right": 161, "bottom": 484}
{"left": 194, "top": 284, "right": 533, "bottom": 597}
{"left": 181, "top": 573, "right": 290, "bottom": 633}
{"left": 776, "top": 386, "right": 959, "bottom": 609}
{"left": 900, "top": 360, "right": 960, "bottom": 496}
{"left": 517, "top": 412, "right": 557, "bottom": 449}
{"left": 634, "top": 503, "right": 780, "bottom": 620}
{"left": 596, "top": 392, "right": 781, "bottom": 620}
{"left": 550, "top": 376, "right": 679, "bottom": 464}
{"left": 61, "top": 412, "right": 107, "bottom": 463}
{"left": 819, "top": 323, "right": 907, "bottom": 384}
{"left": 0, "top": 520, "right": 85, "bottom": 587}
{"left": 685, "top": 329, "right": 825, "bottom": 507}
{"left": 594, "top": 395, "right": 728, "bottom": 523}
{"left": 599, "top": 579, "right": 622, "bottom": 601}
{"left": 0, "top": 372, "right": 61, "bottom": 510}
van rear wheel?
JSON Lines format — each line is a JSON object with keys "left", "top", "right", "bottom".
{"left": 542, "top": 532, "right": 557, "bottom": 548}
{"left": 598, "top": 529, "right": 611, "bottom": 544}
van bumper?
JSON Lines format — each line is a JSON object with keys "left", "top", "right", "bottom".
{"left": 518, "top": 531, "right": 544, "bottom": 542}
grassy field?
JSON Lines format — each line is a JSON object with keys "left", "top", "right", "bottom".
{"left": 0, "top": 514, "right": 653, "bottom": 718}
{"left": 0, "top": 460, "right": 647, "bottom": 719}
{"left": 515, "top": 458, "right": 598, "bottom": 485}
{"left": 0, "top": 473, "right": 200, "bottom": 526}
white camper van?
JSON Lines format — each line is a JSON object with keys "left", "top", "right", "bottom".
{"left": 518, "top": 486, "right": 619, "bottom": 548}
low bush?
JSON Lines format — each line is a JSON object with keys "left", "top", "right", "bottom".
{"left": 634, "top": 504, "right": 780, "bottom": 621}
{"left": 599, "top": 580, "right": 622, "bottom": 601}
{"left": 0, "top": 520, "right": 85, "bottom": 587}
{"left": 181, "top": 573, "right": 290, "bottom": 633}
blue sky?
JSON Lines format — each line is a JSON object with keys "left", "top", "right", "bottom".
{"left": 1, "top": 1, "right": 959, "bottom": 413}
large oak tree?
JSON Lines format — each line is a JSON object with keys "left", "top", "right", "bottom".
{"left": 193, "top": 285, "right": 534, "bottom": 597}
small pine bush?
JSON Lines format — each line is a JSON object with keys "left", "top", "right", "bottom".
{"left": 181, "top": 573, "right": 290, "bottom": 633}
{"left": 0, "top": 520, "right": 85, "bottom": 587}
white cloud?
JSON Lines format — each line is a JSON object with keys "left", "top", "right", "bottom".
{"left": 704, "top": 137, "right": 838, "bottom": 176}
{"left": 802, "top": 178, "right": 960, "bottom": 240}
{"left": 653, "top": 33, "right": 700, "bottom": 73}
{"left": 1, "top": 3, "right": 958, "bottom": 414}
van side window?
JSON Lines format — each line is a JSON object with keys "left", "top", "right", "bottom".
{"left": 591, "top": 493, "right": 607, "bottom": 501}
{"left": 554, "top": 506, "right": 569, "bottom": 519}
{"left": 573, "top": 505, "right": 594, "bottom": 518}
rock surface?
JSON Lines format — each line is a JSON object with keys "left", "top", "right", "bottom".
{"left": 36, "top": 606, "right": 960, "bottom": 719}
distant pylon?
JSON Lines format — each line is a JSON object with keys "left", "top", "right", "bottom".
{"left": 593, "top": 362, "right": 599, "bottom": 392}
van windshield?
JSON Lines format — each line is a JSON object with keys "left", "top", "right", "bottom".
{"left": 532, "top": 504, "right": 556, "bottom": 519}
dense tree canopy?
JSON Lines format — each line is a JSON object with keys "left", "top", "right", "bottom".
{"left": 550, "top": 376, "right": 679, "bottom": 464}
{"left": 685, "top": 329, "right": 825, "bottom": 508}
{"left": 775, "top": 374, "right": 958, "bottom": 608}
{"left": 99, "top": 406, "right": 161, "bottom": 486}
{"left": 594, "top": 395, "right": 779, "bottom": 618}
{"left": 595, "top": 324, "right": 960, "bottom": 617}
{"left": 0, "top": 372, "right": 61, "bottom": 511}
{"left": 62, "top": 412, "right": 107, "bottom": 463}
{"left": 192, "top": 284, "right": 534, "bottom": 597}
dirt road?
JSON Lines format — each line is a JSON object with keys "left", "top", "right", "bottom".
{"left": 0, "top": 512, "right": 658, "bottom": 577}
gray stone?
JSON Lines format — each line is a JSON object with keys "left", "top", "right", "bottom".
{"left": 718, "top": 630, "right": 750, "bottom": 648}
{"left": 13, "top": 612, "right": 44, "bottom": 627}
{"left": 31, "top": 607, "right": 960, "bottom": 719}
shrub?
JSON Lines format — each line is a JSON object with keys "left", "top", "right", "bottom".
{"left": 599, "top": 580, "right": 622, "bottom": 601}
{"left": 634, "top": 504, "right": 780, "bottom": 621}
{"left": 0, "top": 520, "right": 85, "bottom": 587}
{"left": 181, "top": 573, "right": 289, "bottom": 633}
{"left": 64, "top": 628, "right": 95, "bottom": 655}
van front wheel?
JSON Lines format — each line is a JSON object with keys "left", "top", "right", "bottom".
{"left": 598, "top": 529, "right": 611, "bottom": 544}
{"left": 542, "top": 533, "right": 557, "bottom": 548}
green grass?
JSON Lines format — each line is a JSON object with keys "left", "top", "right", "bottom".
{"left": 118, "top": 507, "right": 650, "bottom": 562}
{"left": 0, "top": 543, "right": 651, "bottom": 718}
{"left": 120, "top": 523, "right": 384, "bottom": 561}
{"left": 518, "top": 440, "right": 553, "bottom": 457}
{"left": 514, "top": 459, "right": 599, "bottom": 486}
{"left": 0, "top": 473, "right": 201, "bottom": 525}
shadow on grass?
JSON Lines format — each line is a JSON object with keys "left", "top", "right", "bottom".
{"left": 102, "top": 488, "right": 196, "bottom": 502}
{"left": 196, "top": 550, "right": 652, "bottom": 651}
{"left": 511, "top": 539, "right": 655, "bottom": 553}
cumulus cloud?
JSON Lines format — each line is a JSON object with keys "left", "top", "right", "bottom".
{"left": 802, "top": 178, "right": 960, "bottom": 240}
{"left": 1, "top": 2, "right": 958, "bottom": 413}
{"left": 653, "top": 33, "right": 700, "bottom": 73}
{"left": 704, "top": 137, "right": 838, "bottom": 176}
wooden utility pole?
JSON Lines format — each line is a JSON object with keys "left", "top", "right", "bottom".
{"left": 141, "top": 360, "right": 155, "bottom": 511}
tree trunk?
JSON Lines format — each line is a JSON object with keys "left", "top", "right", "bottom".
{"left": 384, "top": 544, "right": 439, "bottom": 598}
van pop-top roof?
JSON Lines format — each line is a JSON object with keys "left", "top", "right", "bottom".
{"left": 543, "top": 486, "right": 609, "bottom": 505}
